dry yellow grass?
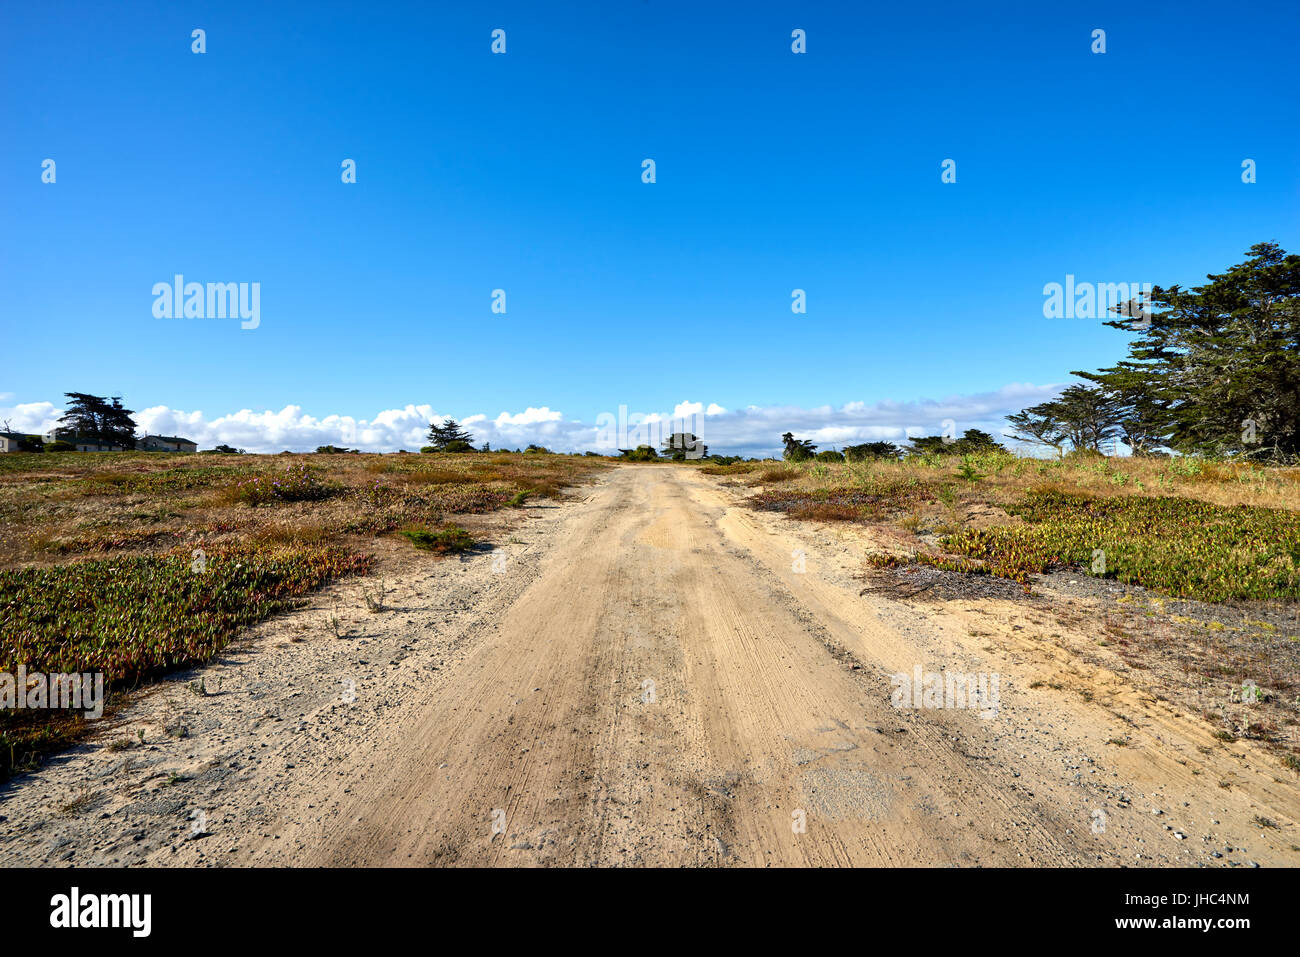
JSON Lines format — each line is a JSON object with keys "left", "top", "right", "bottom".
{"left": 725, "top": 452, "right": 1300, "bottom": 524}
{"left": 0, "top": 450, "right": 611, "bottom": 569}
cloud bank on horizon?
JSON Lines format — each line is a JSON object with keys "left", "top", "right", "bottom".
{"left": 1, "top": 383, "right": 1064, "bottom": 456}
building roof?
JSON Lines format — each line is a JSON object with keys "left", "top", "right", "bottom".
{"left": 143, "top": 435, "right": 196, "bottom": 444}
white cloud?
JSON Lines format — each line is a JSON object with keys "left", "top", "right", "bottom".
{"left": 490, "top": 407, "right": 564, "bottom": 427}
{"left": 0, "top": 383, "right": 1066, "bottom": 456}
{"left": 0, "top": 402, "right": 63, "bottom": 434}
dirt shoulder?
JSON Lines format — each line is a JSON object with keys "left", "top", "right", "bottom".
{"left": 0, "top": 488, "right": 588, "bottom": 866}
{"left": 2, "top": 465, "right": 1297, "bottom": 866}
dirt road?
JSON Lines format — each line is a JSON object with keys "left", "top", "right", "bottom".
{"left": 3, "top": 465, "right": 1298, "bottom": 866}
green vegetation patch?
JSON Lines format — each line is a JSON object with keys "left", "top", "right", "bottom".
{"left": 0, "top": 542, "right": 372, "bottom": 776}
{"left": 890, "top": 490, "right": 1300, "bottom": 601}
{"left": 422, "top": 485, "right": 514, "bottom": 513}
{"left": 224, "top": 463, "right": 341, "bottom": 506}
{"left": 74, "top": 465, "right": 249, "bottom": 496}
{"left": 400, "top": 524, "right": 476, "bottom": 554}
{"left": 43, "top": 527, "right": 185, "bottom": 555}
{"left": 1, "top": 543, "right": 372, "bottom": 679}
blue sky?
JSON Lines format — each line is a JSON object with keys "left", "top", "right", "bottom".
{"left": 2, "top": 0, "right": 1296, "bottom": 453}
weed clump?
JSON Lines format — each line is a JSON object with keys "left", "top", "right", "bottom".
{"left": 400, "top": 524, "right": 476, "bottom": 554}
{"left": 226, "top": 463, "right": 338, "bottom": 506}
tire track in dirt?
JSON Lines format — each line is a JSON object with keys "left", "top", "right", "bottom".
{"left": 284, "top": 467, "right": 1093, "bottom": 865}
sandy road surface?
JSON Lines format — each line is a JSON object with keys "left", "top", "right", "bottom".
{"left": 3, "top": 465, "right": 1298, "bottom": 866}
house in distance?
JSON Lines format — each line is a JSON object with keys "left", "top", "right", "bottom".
{"left": 137, "top": 434, "right": 199, "bottom": 453}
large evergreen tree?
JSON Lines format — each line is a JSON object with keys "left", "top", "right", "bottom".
{"left": 1007, "top": 385, "right": 1123, "bottom": 455}
{"left": 1005, "top": 406, "right": 1070, "bottom": 457}
{"left": 56, "top": 393, "right": 137, "bottom": 448}
{"left": 426, "top": 418, "right": 475, "bottom": 451}
{"left": 1088, "top": 243, "right": 1300, "bottom": 458}
{"left": 56, "top": 392, "right": 104, "bottom": 440}
{"left": 1011, "top": 243, "right": 1300, "bottom": 460}
{"left": 103, "top": 396, "right": 138, "bottom": 448}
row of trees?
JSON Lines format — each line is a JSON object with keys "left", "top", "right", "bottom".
{"left": 781, "top": 429, "right": 1003, "bottom": 462}
{"left": 620, "top": 430, "right": 1006, "bottom": 463}
{"left": 616, "top": 432, "right": 712, "bottom": 461}
{"left": 1008, "top": 242, "right": 1300, "bottom": 460}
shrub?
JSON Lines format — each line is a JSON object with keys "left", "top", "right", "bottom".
{"left": 751, "top": 466, "right": 800, "bottom": 484}
{"left": 13, "top": 435, "right": 44, "bottom": 452}
{"left": 815, "top": 450, "right": 845, "bottom": 463}
{"left": 400, "top": 524, "right": 476, "bottom": 554}
{"left": 361, "top": 480, "right": 400, "bottom": 508}
{"left": 700, "top": 461, "right": 761, "bottom": 474}
{"left": 227, "top": 463, "right": 337, "bottom": 506}
{"left": 1064, "top": 448, "right": 1108, "bottom": 463}
{"left": 844, "top": 442, "right": 903, "bottom": 462}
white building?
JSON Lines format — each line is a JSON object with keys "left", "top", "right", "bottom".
{"left": 0, "top": 431, "right": 33, "bottom": 452}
